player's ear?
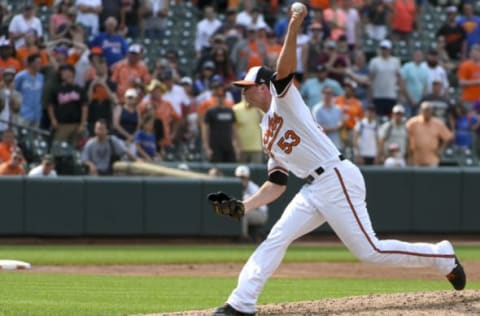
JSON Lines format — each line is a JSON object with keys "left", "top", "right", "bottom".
{"left": 259, "top": 84, "right": 268, "bottom": 94}
{"left": 262, "top": 84, "right": 271, "bottom": 98}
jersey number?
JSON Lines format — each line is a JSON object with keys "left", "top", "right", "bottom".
{"left": 277, "top": 130, "right": 300, "bottom": 154}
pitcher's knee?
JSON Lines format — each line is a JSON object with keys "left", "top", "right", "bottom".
{"left": 355, "top": 250, "right": 381, "bottom": 263}
{"left": 263, "top": 228, "right": 292, "bottom": 250}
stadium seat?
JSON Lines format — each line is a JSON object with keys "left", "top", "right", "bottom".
{"left": 50, "top": 141, "right": 84, "bottom": 175}
{"left": 456, "top": 147, "right": 479, "bottom": 167}
{"left": 164, "top": 29, "right": 172, "bottom": 39}
{"left": 440, "top": 145, "right": 458, "bottom": 166}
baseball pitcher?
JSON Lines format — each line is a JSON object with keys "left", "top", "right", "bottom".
{"left": 207, "top": 3, "right": 466, "bottom": 316}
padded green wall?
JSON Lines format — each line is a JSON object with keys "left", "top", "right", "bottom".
{"left": 0, "top": 167, "right": 478, "bottom": 236}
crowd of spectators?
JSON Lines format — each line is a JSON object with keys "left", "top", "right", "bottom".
{"left": 0, "top": 0, "right": 479, "bottom": 176}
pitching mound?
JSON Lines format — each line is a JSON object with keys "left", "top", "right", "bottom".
{"left": 146, "top": 290, "right": 480, "bottom": 316}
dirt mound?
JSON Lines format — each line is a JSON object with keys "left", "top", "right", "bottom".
{"left": 148, "top": 290, "right": 480, "bottom": 316}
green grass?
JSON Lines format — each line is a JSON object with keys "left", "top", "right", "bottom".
{"left": 0, "top": 244, "right": 478, "bottom": 315}
{"left": 0, "top": 273, "right": 478, "bottom": 316}
{"left": 0, "top": 244, "right": 478, "bottom": 265}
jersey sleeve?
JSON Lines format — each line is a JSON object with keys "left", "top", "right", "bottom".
{"left": 267, "top": 157, "right": 289, "bottom": 185}
{"left": 271, "top": 73, "right": 295, "bottom": 98}
{"left": 271, "top": 73, "right": 312, "bottom": 120}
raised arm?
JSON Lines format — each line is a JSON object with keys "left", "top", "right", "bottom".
{"left": 275, "top": 4, "right": 307, "bottom": 80}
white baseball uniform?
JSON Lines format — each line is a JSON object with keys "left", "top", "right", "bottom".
{"left": 227, "top": 75, "right": 457, "bottom": 314}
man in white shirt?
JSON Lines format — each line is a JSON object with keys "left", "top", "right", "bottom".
{"left": 378, "top": 104, "right": 408, "bottom": 162}
{"left": 8, "top": 4, "right": 43, "bottom": 49}
{"left": 28, "top": 155, "right": 58, "bottom": 177}
{"left": 235, "top": 165, "right": 268, "bottom": 242}
{"left": 235, "top": 0, "right": 267, "bottom": 29}
{"left": 160, "top": 70, "right": 190, "bottom": 116}
{"left": 421, "top": 49, "right": 450, "bottom": 96}
{"left": 194, "top": 5, "right": 221, "bottom": 58}
{"left": 368, "top": 40, "right": 403, "bottom": 117}
{"left": 344, "top": 0, "right": 360, "bottom": 49}
{"left": 354, "top": 105, "right": 379, "bottom": 165}
{"left": 75, "top": 0, "right": 102, "bottom": 39}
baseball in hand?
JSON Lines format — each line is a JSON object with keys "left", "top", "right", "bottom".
{"left": 291, "top": 2, "right": 305, "bottom": 14}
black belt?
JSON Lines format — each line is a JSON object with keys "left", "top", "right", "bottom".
{"left": 304, "top": 154, "right": 345, "bottom": 184}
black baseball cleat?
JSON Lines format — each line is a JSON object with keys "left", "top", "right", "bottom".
{"left": 446, "top": 256, "right": 466, "bottom": 290}
{"left": 211, "top": 304, "right": 256, "bottom": 316}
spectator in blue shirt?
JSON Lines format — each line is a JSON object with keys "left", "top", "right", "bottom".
{"left": 89, "top": 16, "right": 128, "bottom": 68}
{"left": 456, "top": 3, "right": 480, "bottom": 54}
{"left": 452, "top": 103, "right": 477, "bottom": 149}
{"left": 273, "top": 7, "right": 288, "bottom": 40}
{"left": 400, "top": 49, "right": 429, "bottom": 116}
{"left": 14, "top": 53, "right": 44, "bottom": 127}
{"left": 311, "top": 86, "right": 343, "bottom": 149}
{"left": 134, "top": 114, "right": 157, "bottom": 162}
{"left": 300, "top": 64, "right": 344, "bottom": 109}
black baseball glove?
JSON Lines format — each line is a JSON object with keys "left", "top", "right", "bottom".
{"left": 207, "top": 191, "right": 245, "bottom": 220}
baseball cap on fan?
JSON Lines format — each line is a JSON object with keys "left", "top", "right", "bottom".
{"left": 128, "top": 44, "right": 143, "bottom": 54}
{"left": 379, "top": 39, "right": 392, "bottom": 49}
{"left": 235, "top": 165, "right": 250, "bottom": 178}
{"left": 392, "top": 104, "right": 405, "bottom": 114}
{"left": 232, "top": 66, "right": 274, "bottom": 87}
{"left": 446, "top": 6, "right": 457, "bottom": 14}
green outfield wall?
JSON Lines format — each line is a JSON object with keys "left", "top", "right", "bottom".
{"left": 0, "top": 166, "right": 479, "bottom": 236}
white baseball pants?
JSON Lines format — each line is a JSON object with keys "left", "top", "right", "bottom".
{"left": 227, "top": 160, "right": 457, "bottom": 313}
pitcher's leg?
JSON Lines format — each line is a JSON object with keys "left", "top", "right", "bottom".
{"left": 227, "top": 193, "right": 326, "bottom": 313}
{"left": 324, "top": 166, "right": 456, "bottom": 275}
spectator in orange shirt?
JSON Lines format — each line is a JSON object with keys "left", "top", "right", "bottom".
{"left": 335, "top": 80, "right": 364, "bottom": 152}
{"left": 311, "top": 0, "right": 330, "bottom": 10}
{"left": 246, "top": 26, "right": 266, "bottom": 69}
{"left": 15, "top": 29, "right": 49, "bottom": 69}
{"left": 138, "top": 79, "right": 179, "bottom": 148}
{"left": 0, "top": 39, "right": 21, "bottom": 76}
{"left": 406, "top": 101, "right": 453, "bottom": 166}
{"left": 0, "top": 149, "right": 25, "bottom": 175}
{"left": 390, "top": 0, "right": 416, "bottom": 42}
{"left": 83, "top": 46, "right": 104, "bottom": 82}
{"left": 111, "top": 43, "right": 151, "bottom": 103}
{"left": 457, "top": 44, "right": 480, "bottom": 111}
{"left": 0, "top": 129, "right": 16, "bottom": 163}
{"left": 35, "top": 0, "right": 56, "bottom": 7}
